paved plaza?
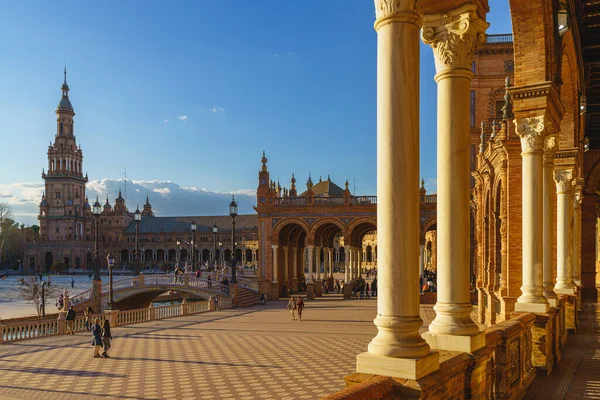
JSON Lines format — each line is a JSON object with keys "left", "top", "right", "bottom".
{"left": 0, "top": 297, "right": 386, "bottom": 400}
{"left": 1, "top": 296, "right": 597, "bottom": 400}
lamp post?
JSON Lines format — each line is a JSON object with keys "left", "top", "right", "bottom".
{"left": 107, "top": 252, "right": 115, "bottom": 309}
{"left": 191, "top": 221, "right": 197, "bottom": 272}
{"left": 229, "top": 195, "right": 238, "bottom": 284}
{"left": 176, "top": 239, "right": 181, "bottom": 269}
{"left": 41, "top": 281, "right": 46, "bottom": 317}
{"left": 212, "top": 224, "right": 218, "bottom": 269}
{"left": 92, "top": 197, "right": 102, "bottom": 281}
{"left": 134, "top": 206, "right": 141, "bottom": 275}
{"left": 217, "top": 241, "right": 222, "bottom": 281}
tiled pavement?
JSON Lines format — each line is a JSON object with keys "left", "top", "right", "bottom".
{"left": 0, "top": 297, "right": 446, "bottom": 400}
{"left": 525, "top": 303, "right": 600, "bottom": 400}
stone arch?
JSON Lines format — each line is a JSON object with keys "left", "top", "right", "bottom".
{"left": 558, "top": 30, "right": 583, "bottom": 150}
{"left": 44, "top": 251, "right": 54, "bottom": 272}
{"left": 271, "top": 218, "right": 310, "bottom": 240}
{"left": 584, "top": 159, "right": 600, "bottom": 194}
{"left": 421, "top": 217, "right": 437, "bottom": 244}
{"left": 346, "top": 219, "right": 377, "bottom": 248}
{"left": 310, "top": 219, "right": 345, "bottom": 248}
{"left": 509, "top": 0, "right": 557, "bottom": 86}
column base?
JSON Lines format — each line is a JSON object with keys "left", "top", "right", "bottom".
{"left": 422, "top": 331, "right": 485, "bottom": 353}
{"left": 291, "top": 278, "right": 298, "bottom": 293}
{"left": 514, "top": 302, "right": 549, "bottom": 313}
{"left": 356, "top": 351, "right": 439, "bottom": 381}
{"left": 547, "top": 298, "right": 559, "bottom": 307}
{"left": 270, "top": 282, "right": 279, "bottom": 300}
{"left": 555, "top": 288, "right": 576, "bottom": 295}
{"left": 315, "top": 280, "right": 323, "bottom": 297}
{"left": 306, "top": 283, "right": 315, "bottom": 300}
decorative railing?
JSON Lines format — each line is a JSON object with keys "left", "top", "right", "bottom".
{"left": 70, "top": 288, "right": 93, "bottom": 306}
{"left": 314, "top": 196, "right": 345, "bottom": 205}
{"left": 351, "top": 196, "right": 377, "bottom": 205}
{"left": 237, "top": 278, "right": 259, "bottom": 292}
{"left": 486, "top": 33, "right": 513, "bottom": 44}
{"left": 424, "top": 194, "right": 437, "bottom": 204}
{"left": 1, "top": 300, "right": 218, "bottom": 343}
{"left": 274, "top": 197, "right": 307, "bottom": 206}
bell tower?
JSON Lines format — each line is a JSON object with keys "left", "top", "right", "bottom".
{"left": 39, "top": 69, "right": 89, "bottom": 242}
{"left": 256, "top": 151, "right": 270, "bottom": 208}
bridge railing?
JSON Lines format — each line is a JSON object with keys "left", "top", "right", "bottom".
{"left": 237, "top": 278, "right": 259, "bottom": 292}
{"left": 70, "top": 288, "right": 93, "bottom": 306}
{"left": 1, "top": 300, "right": 220, "bottom": 343}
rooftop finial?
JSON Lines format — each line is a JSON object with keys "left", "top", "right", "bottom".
{"left": 64, "top": 64, "right": 67, "bottom": 84}
{"left": 421, "top": 178, "right": 425, "bottom": 188}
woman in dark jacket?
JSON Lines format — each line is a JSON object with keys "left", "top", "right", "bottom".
{"left": 101, "top": 320, "right": 113, "bottom": 358}
{"left": 91, "top": 318, "right": 103, "bottom": 358}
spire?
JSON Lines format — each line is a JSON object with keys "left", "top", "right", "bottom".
{"left": 327, "top": 174, "right": 331, "bottom": 181}
{"left": 145, "top": 193, "right": 150, "bottom": 206}
{"left": 261, "top": 150, "right": 268, "bottom": 172}
{"left": 307, "top": 173, "right": 313, "bottom": 190}
{"left": 57, "top": 67, "right": 74, "bottom": 113}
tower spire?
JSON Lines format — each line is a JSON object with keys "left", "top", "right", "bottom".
{"left": 64, "top": 64, "right": 67, "bottom": 84}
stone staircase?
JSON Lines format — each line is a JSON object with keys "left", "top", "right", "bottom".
{"left": 236, "top": 286, "right": 259, "bottom": 307}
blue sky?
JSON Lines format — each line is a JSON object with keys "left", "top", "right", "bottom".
{"left": 0, "top": 1, "right": 512, "bottom": 225}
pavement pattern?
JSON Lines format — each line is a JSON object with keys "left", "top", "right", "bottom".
{"left": 0, "top": 296, "right": 418, "bottom": 400}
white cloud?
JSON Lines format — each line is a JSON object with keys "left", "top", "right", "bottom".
{"left": 153, "top": 188, "right": 171, "bottom": 195}
{"left": 178, "top": 115, "right": 188, "bottom": 121}
{"left": 211, "top": 106, "right": 225, "bottom": 113}
{"left": 164, "top": 119, "right": 169, "bottom": 123}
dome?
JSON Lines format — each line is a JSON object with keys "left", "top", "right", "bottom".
{"left": 57, "top": 97, "right": 74, "bottom": 112}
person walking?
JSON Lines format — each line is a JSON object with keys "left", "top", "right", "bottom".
{"left": 84, "top": 306, "right": 94, "bottom": 331}
{"left": 101, "top": 320, "right": 113, "bottom": 358}
{"left": 65, "top": 305, "right": 76, "bottom": 335}
{"left": 287, "top": 296, "right": 297, "bottom": 320}
{"left": 71, "top": 278, "right": 75, "bottom": 288}
{"left": 91, "top": 318, "right": 103, "bottom": 358}
{"left": 213, "top": 294, "right": 219, "bottom": 311}
{"left": 296, "top": 297, "right": 305, "bottom": 321}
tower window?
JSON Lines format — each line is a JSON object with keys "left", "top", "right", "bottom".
{"left": 55, "top": 191, "right": 61, "bottom": 199}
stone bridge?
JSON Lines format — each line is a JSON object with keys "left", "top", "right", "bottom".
{"left": 69, "top": 275, "right": 258, "bottom": 311}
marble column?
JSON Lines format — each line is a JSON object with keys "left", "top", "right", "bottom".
{"left": 307, "top": 245, "right": 314, "bottom": 283}
{"left": 292, "top": 247, "right": 298, "bottom": 287}
{"left": 358, "top": 250, "right": 363, "bottom": 277}
{"left": 344, "top": 248, "right": 350, "bottom": 282}
{"left": 421, "top": 3, "right": 488, "bottom": 352}
{"left": 349, "top": 248, "right": 354, "bottom": 280}
{"left": 554, "top": 169, "right": 575, "bottom": 294}
{"left": 357, "top": 0, "right": 438, "bottom": 380}
{"left": 272, "top": 245, "right": 278, "bottom": 284}
{"left": 329, "top": 248, "right": 334, "bottom": 278}
{"left": 543, "top": 136, "right": 558, "bottom": 305}
{"left": 283, "top": 246, "right": 289, "bottom": 283}
{"left": 316, "top": 246, "right": 321, "bottom": 280}
{"left": 511, "top": 116, "right": 549, "bottom": 312}
{"left": 573, "top": 189, "right": 582, "bottom": 286}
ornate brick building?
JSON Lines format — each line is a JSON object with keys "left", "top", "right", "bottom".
{"left": 25, "top": 75, "right": 259, "bottom": 273}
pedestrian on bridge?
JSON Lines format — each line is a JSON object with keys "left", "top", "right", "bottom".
{"left": 65, "top": 305, "right": 76, "bottom": 335}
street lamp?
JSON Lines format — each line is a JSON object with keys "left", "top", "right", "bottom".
{"left": 176, "top": 239, "right": 181, "bottom": 269}
{"left": 41, "top": 281, "right": 46, "bottom": 317}
{"left": 212, "top": 224, "right": 218, "bottom": 269}
{"left": 229, "top": 195, "right": 238, "bottom": 284}
{"left": 134, "top": 206, "right": 141, "bottom": 275}
{"left": 191, "top": 221, "right": 197, "bottom": 272}
{"left": 107, "top": 252, "right": 115, "bottom": 309}
{"left": 92, "top": 197, "right": 102, "bottom": 281}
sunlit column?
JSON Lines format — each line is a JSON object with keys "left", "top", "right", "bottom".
{"left": 316, "top": 246, "right": 321, "bottom": 280}
{"left": 554, "top": 169, "right": 575, "bottom": 293}
{"left": 543, "top": 136, "right": 558, "bottom": 305}
{"left": 573, "top": 189, "right": 582, "bottom": 286}
{"left": 329, "top": 248, "right": 334, "bottom": 277}
{"left": 357, "top": 0, "right": 438, "bottom": 380}
{"left": 344, "top": 248, "right": 350, "bottom": 282}
{"left": 283, "top": 246, "right": 289, "bottom": 282}
{"left": 272, "top": 245, "right": 278, "bottom": 284}
{"left": 419, "top": 245, "right": 425, "bottom": 279}
{"left": 421, "top": 3, "right": 488, "bottom": 351}
{"left": 511, "top": 116, "right": 549, "bottom": 312}
{"left": 307, "top": 245, "right": 314, "bottom": 283}
{"left": 292, "top": 247, "right": 298, "bottom": 279}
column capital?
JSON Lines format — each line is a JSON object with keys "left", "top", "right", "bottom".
{"left": 374, "top": 0, "right": 422, "bottom": 31}
{"left": 554, "top": 169, "right": 574, "bottom": 194}
{"left": 307, "top": 245, "right": 314, "bottom": 249}
{"left": 515, "top": 116, "right": 546, "bottom": 152}
{"left": 271, "top": 244, "right": 278, "bottom": 250}
{"left": 543, "top": 135, "right": 557, "bottom": 164}
{"left": 421, "top": 3, "right": 488, "bottom": 77}
{"left": 283, "top": 246, "right": 289, "bottom": 253}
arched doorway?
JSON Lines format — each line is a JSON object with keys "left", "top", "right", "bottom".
{"left": 202, "top": 249, "right": 210, "bottom": 264}
{"left": 245, "top": 249, "right": 253, "bottom": 264}
{"left": 144, "top": 249, "right": 153, "bottom": 266}
{"left": 44, "top": 252, "right": 53, "bottom": 272}
{"left": 120, "top": 249, "right": 130, "bottom": 266}
{"left": 224, "top": 249, "right": 232, "bottom": 262}
{"left": 157, "top": 249, "right": 165, "bottom": 262}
